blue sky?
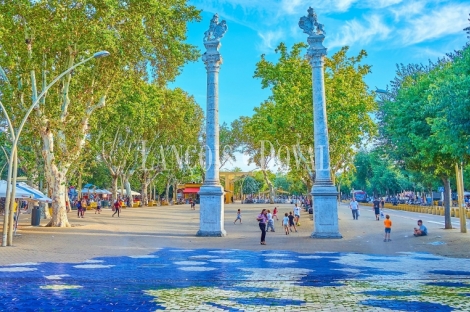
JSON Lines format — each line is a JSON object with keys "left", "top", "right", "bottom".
{"left": 171, "top": 0, "right": 470, "bottom": 170}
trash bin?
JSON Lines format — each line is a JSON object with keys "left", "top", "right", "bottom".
{"left": 31, "top": 207, "right": 41, "bottom": 226}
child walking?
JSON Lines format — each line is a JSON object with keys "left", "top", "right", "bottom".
{"left": 273, "top": 207, "right": 279, "bottom": 221}
{"left": 234, "top": 209, "right": 242, "bottom": 224}
{"left": 384, "top": 214, "right": 392, "bottom": 242}
{"left": 283, "top": 213, "right": 289, "bottom": 235}
{"left": 288, "top": 212, "right": 297, "bottom": 232}
{"left": 266, "top": 209, "right": 275, "bottom": 232}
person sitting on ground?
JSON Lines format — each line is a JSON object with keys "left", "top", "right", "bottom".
{"left": 414, "top": 220, "right": 427, "bottom": 236}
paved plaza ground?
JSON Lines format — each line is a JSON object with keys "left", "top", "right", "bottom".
{"left": 1, "top": 202, "right": 470, "bottom": 311}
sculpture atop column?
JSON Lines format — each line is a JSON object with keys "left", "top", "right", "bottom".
{"left": 197, "top": 14, "right": 228, "bottom": 237}
{"left": 299, "top": 7, "right": 342, "bottom": 238}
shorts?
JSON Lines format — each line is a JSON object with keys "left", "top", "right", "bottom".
{"left": 385, "top": 228, "right": 391, "bottom": 233}
{"left": 295, "top": 214, "right": 300, "bottom": 218}
{"left": 289, "top": 221, "right": 294, "bottom": 226}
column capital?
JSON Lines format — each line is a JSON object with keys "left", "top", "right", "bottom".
{"left": 306, "top": 35, "right": 327, "bottom": 67}
{"left": 202, "top": 51, "right": 222, "bottom": 72}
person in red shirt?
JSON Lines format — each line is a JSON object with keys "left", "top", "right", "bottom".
{"left": 112, "top": 200, "right": 121, "bottom": 217}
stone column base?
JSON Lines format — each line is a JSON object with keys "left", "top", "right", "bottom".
{"left": 197, "top": 185, "right": 226, "bottom": 237}
{"left": 311, "top": 184, "right": 342, "bottom": 239}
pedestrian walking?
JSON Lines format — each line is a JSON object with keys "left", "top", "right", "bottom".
{"left": 112, "top": 200, "right": 121, "bottom": 217}
{"left": 266, "top": 209, "right": 275, "bottom": 232}
{"left": 234, "top": 209, "right": 242, "bottom": 224}
{"left": 373, "top": 198, "right": 380, "bottom": 220}
{"left": 95, "top": 199, "right": 102, "bottom": 214}
{"left": 350, "top": 198, "right": 359, "bottom": 220}
{"left": 81, "top": 198, "right": 87, "bottom": 218}
{"left": 288, "top": 211, "right": 297, "bottom": 232}
{"left": 283, "top": 213, "right": 290, "bottom": 235}
{"left": 76, "top": 200, "right": 82, "bottom": 218}
{"left": 293, "top": 204, "right": 301, "bottom": 226}
{"left": 383, "top": 214, "right": 392, "bottom": 242}
{"left": 256, "top": 209, "right": 268, "bottom": 245}
{"left": 273, "top": 207, "right": 279, "bottom": 221}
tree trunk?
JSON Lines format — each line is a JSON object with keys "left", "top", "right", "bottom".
{"left": 78, "top": 170, "right": 82, "bottom": 199}
{"left": 46, "top": 167, "right": 70, "bottom": 227}
{"left": 141, "top": 182, "right": 149, "bottom": 206}
{"left": 173, "top": 182, "right": 178, "bottom": 204}
{"left": 442, "top": 176, "right": 452, "bottom": 229}
{"left": 125, "top": 177, "right": 133, "bottom": 206}
{"left": 111, "top": 174, "right": 118, "bottom": 202}
{"left": 261, "top": 169, "right": 275, "bottom": 204}
{"left": 41, "top": 130, "right": 70, "bottom": 227}
{"left": 165, "top": 181, "right": 171, "bottom": 204}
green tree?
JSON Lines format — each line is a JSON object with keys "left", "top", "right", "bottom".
{"left": 0, "top": 1, "right": 200, "bottom": 226}
{"left": 242, "top": 43, "right": 376, "bottom": 199}
{"left": 242, "top": 176, "right": 260, "bottom": 195}
{"left": 378, "top": 61, "right": 459, "bottom": 228}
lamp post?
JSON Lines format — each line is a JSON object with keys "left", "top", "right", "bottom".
{"left": 1, "top": 51, "right": 110, "bottom": 247}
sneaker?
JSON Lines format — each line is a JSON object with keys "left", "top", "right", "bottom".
{"left": 384, "top": 239, "right": 387, "bottom": 242}
{"left": 388, "top": 239, "right": 391, "bottom": 242}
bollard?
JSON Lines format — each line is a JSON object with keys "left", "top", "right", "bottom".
{"left": 451, "top": 208, "right": 455, "bottom": 217}
{"left": 440, "top": 207, "right": 444, "bottom": 216}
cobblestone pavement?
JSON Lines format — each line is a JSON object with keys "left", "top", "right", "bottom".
{"left": 1, "top": 203, "right": 470, "bottom": 311}
{"left": 1, "top": 247, "right": 470, "bottom": 311}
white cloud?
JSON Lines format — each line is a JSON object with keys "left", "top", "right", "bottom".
{"left": 190, "top": 0, "right": 470, "bottom": 52}
{"left": 364, "top": 0, "right": 403, "bottom": 9}
{"left": 400, "top": 4, "right": 470, "bottom": 45}
{"left": 328, "top": 14, "right": 392, "bottom": 48}
{"left": 257, "top": 29, "right": 285, "bottom": 53}
{"left": 390, "top": 1, "right": 426, "bottom": 21}
{"left": 334, "top": 0, "right": 359, "bottom": 12}
{"left": 280, "top": 0, "right": 304, "bottom": 15}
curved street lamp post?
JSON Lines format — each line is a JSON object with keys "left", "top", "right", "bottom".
{"left": 1, "top": 51, "right": 110, "bottom": 247}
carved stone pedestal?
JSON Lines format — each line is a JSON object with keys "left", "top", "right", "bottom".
{"left": 197, "top": 185, "right": 226, "bottom": 237}
{"left": 311, "top": 185, "right": 342, "bottom": 238}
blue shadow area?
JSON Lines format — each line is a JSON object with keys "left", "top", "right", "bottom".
{"left": 429, "top": 270, "right": 470, "bottom": 276}
{"left": 361, "top": 299, "right": 453, "bottom": 311}
{"left": 426, "top": 281, "right": 470, "bottom": 288}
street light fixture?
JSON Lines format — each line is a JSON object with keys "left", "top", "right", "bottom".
{"left": 1, "top": 50, "right": 110, "bottom": 247}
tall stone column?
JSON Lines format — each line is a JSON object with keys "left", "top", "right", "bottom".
{"left": 197, "top": 14, "right": 228, "bottom": 237}
{"left": 299, "top": 7, "right": 342, "bottom": 239}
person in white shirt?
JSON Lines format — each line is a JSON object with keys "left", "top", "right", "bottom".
{"left": 266, "top": 209, "right": 275, "bottom": 232}
{"left": 350, "top": 198, "right": 359, "bottom": 220}
{"left": 293, "top": 204, "right": 301, "bottom": 226}
{"left": 282, "top": 213, "right": 290, "bottom": 235}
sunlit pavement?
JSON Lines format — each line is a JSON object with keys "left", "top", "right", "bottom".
{"left": 1, "top": 203, "right": 470, "bottom": 311}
